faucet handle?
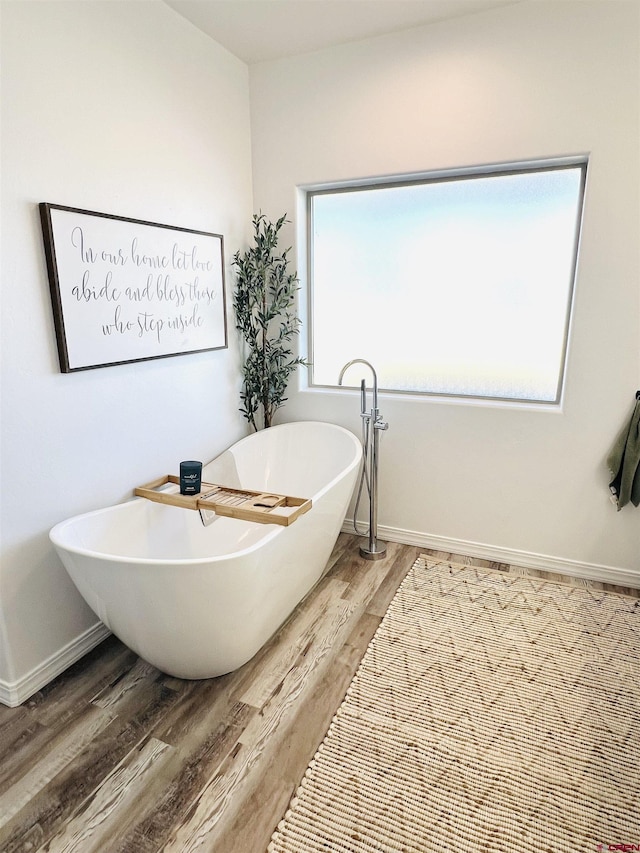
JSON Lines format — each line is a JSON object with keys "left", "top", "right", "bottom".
{"left": 375, "top": 418, "right": 389, "bottom": 430}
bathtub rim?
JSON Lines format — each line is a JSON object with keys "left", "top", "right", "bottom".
{"left": 50, "top": 421, "right": 362, "bottom": 566}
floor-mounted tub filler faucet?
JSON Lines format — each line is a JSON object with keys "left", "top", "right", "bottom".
{"left": 338, "top": 359, "right": 389, "bottom": 560}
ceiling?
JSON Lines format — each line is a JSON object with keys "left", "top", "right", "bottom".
{"left": 163, "top": 0, "right": 521, "bottom": 64}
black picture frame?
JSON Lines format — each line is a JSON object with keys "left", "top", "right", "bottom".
{"left": 40, "top": 203, "right": 228, "bottom": 372}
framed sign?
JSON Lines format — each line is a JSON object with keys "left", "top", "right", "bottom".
{"left": 40, "top": 203, "right": 228, "bottom": 372}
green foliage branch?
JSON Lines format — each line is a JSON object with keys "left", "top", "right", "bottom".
{"left": 232, "top": 213, "right": 308, "bottom": 431}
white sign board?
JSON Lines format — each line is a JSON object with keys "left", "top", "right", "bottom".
{"left": 40, "top": 203, "right": 227, "bottom": 372}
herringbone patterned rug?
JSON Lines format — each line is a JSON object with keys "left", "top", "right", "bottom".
{"left": 269, "top": 557, "right": 640, "bottom": 852}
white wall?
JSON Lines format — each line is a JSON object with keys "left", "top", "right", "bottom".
{"left": 0, "top": 1, "right": 253, "bottom": 700}
{"left": 250, "top": 1, "right": 640, "bottom": 574}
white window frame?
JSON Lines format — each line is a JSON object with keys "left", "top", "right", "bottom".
{"left": 303, "top": 157, "right": 587, "bottom": 406}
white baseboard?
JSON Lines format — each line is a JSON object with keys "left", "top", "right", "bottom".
{"left": 343, "top": 519, "right": 640, "bottom": 588}
{"left": 0, "top": 622, "right": 111, "bottom": 708}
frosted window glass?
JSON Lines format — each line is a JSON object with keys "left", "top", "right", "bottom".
{"left": 309, "top": 163, "right": 586, "bottom": 402}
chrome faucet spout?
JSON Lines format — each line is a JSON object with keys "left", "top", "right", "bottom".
{"left": 337, "top": 358, "right": 378, "bottom": 413}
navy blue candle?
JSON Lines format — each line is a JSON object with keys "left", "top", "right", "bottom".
{"left": 180, "top": 460, "right": 202, "bottom": 495}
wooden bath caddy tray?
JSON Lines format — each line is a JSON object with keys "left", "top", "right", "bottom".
{"left": 134, "top": 475, "right": 312, "bottom": 526}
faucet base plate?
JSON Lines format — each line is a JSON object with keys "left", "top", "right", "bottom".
{"left": 359, "top": 543, "right": 387, "bottom": 561}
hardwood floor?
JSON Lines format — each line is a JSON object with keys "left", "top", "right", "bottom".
{"left": 0, "top": 534, "right": 637, "bottom": 852}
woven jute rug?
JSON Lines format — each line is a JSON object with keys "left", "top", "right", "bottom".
{"left": 269, "top": 556, "right": 640, "bottom": 853}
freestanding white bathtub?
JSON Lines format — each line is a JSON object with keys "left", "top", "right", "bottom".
{"left": 50, "top": 421, "right": 361, "bottom": 679}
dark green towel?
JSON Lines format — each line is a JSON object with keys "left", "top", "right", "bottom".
{"left": 607, "top": 397, "right": 640, "bottom": 510}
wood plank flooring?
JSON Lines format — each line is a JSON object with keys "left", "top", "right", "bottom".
{"left": 0, "top": 534, "right": 637, "bottom": 852}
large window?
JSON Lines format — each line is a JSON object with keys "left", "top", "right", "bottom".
{"left": 307, "top": 160, "right": 587, "bottom": 403}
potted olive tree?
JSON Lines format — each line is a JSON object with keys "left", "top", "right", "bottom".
{"left": 232, "top": 213, "right": 308, "bottom": 431}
